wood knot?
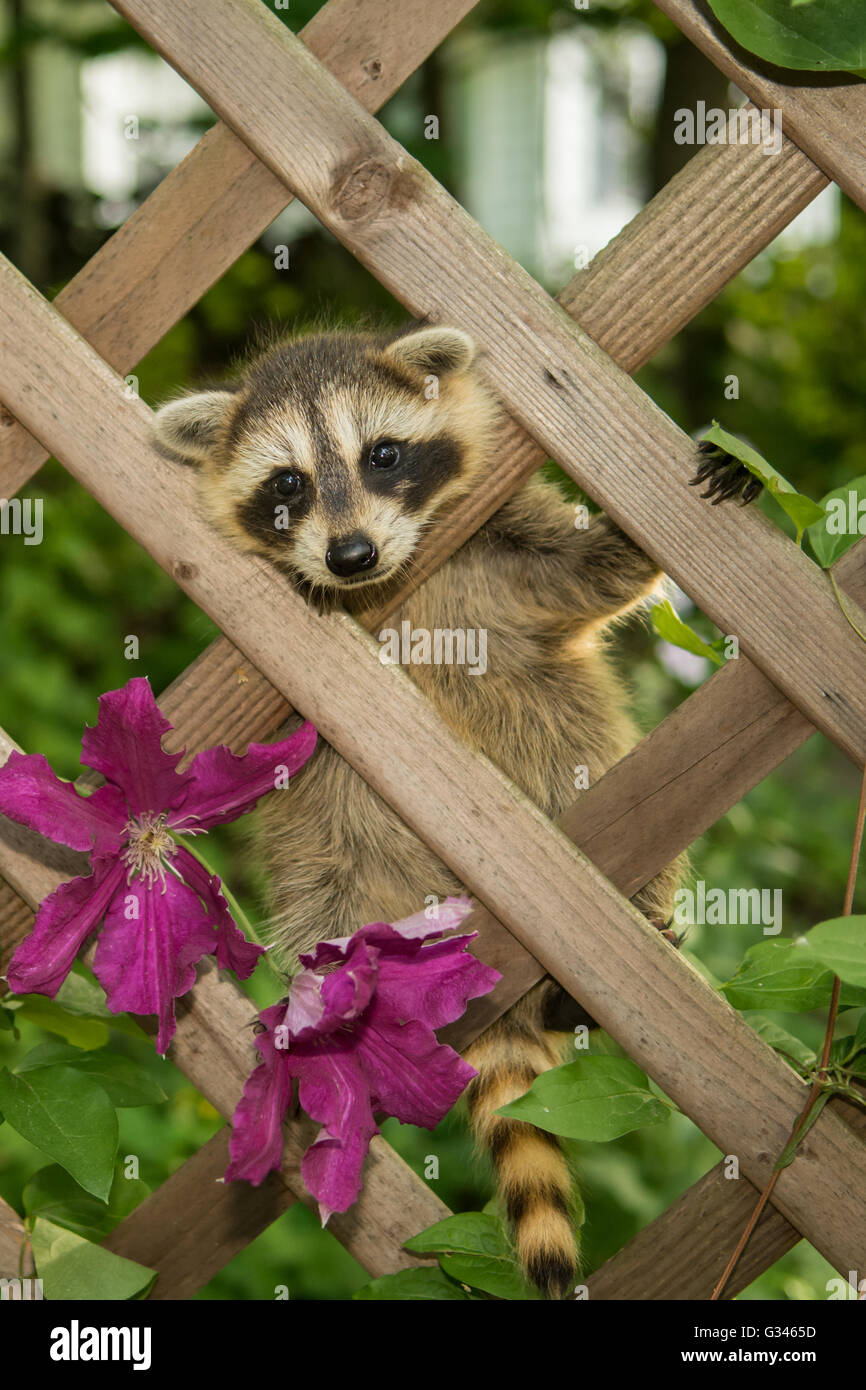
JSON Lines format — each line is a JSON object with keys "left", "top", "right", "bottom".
{"left": 332, "top": 157, "right": 394, "bottom": 223}
{"left": 173, "top": 559, "right": 198, "bottom": 583}
{"left": 361, "top": 56, "right": 382, "bottom": 80}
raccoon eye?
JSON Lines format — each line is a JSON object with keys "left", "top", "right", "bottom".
{"left": 272, "top": 471, "right": 303, "bottom": 497}
{"left": 369, "top": 441, "right": 401, "bottom": 470}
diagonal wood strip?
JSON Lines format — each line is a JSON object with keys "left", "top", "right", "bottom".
{"left": 653, "top": 0, "right": 866, "bottom": 215}
{"left": 109, "top": 0, "right": 866, "bottom": 773}
{"left": 0, "top": 0, "right": 479, "bottom": 501}
{"left": 5, "top": 541, "right": 864, "bottom": 1295}
{"left": 101, "top": 1130, "right": 295, "bottom": 1300}
{"left": 1, "top": 5, "right": 861, "bottom": 1295}
{"left": 0, "top": 261, "right": 863, "bottom": 1278}
{"left": 588, "top": 1095, "right": 866, "bottom": 1300}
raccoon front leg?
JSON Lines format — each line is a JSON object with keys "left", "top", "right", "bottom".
{"left": 483, "top": 480, "right": 662, "bottom": 625}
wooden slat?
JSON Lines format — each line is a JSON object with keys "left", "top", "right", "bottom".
{"left": 654, "top": 0, "right": 866, "bottom": 214}
{"left": 0, "top": 1197, "right": 28, "bottom": 1280}
{"left": 588, "top": 1096, "right": 866, "bottom": 1300}
{"left": 110, "top": 0, "right": 866, "bottom": 774}
{"left": 0, "top": 0, "right": 861, "bottom": 1299}
{"left": 6, "top": 542, "right": 865, "bottom": 1296}
{"left": 0, "top": 0, "right": 479, "bottom": 498}
{"left": 588, "top": 1162, "right": 798, "bottom": 1301}
{"left": 101, "top": 1130, "right": 295, "bottom": 1299}
{"left": 0, "top": 262, "right": 863, "bottom": 1279}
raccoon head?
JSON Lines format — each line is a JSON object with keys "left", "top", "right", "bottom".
{"left": 153, "top": 324, "right": 501, "bottom": 597}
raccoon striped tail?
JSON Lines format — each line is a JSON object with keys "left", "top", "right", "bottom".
{"left": 464, "top": 992, "right": 578, "bottom": 1300}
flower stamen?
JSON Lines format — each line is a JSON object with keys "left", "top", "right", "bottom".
{"left": 122, "top": 812, "right": 177, "bottom": 889}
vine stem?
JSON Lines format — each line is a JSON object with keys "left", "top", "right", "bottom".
{"left": 710, "top": 758, "right": 866, "bottom": 1301}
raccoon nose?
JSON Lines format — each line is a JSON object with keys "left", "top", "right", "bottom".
{"left": 325, "top": 533, "right": 378, "bottom": 577}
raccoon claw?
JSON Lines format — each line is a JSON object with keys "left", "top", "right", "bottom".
{"left": 649, "top": 916, "right": 686, "bottom": 949}
{"left": 689, "top": 442, "right": 763, "bottom": 506}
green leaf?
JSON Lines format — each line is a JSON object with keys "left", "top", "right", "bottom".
{"left": 16, "top": 1044, "right": 166, "bottom": 1107}
{"left": 700, "top": 422, "right": 825, "bottom": 541}
{"left": 54, "top": 972, "right": 114, "bottom": 1018}
{"left": 805, "top": 476, "right": 866, "bottom": 568}
{"left": 404, "top": 1211, "right": 547, "bottom": 1298}
{"left": 31, "top": 1218, "right": 156, "bottom": 1300}
{"left": 496, "top": 1055, "right": 670, "bottom": 1142}
{"left": 405, "top": 1210, "right": 512, "bottom": 1257}
{"left": 774, "top": 1090, "right": 832, "bottom": 1170}
{"left": 0, "top": 1066, "right": 117, "bottom": 1200}
{"left": 439, "top": 1251, "right": 544, "bottom": 1300}
{"left": 651, "top": 600, "right": 724, "bottom": 668}
{"left": 353, "top": 1266, "right": 475, "bottom": 1300}
{"left": 746, "top": 1015, "right": 816, "bottom": 1068}
{"left": 8, "top": 997, "right": 110, "bottom": 1050}
{"left": 721, "top": 939, "right": 841, "bottom": 1011}
{"left": 23, "top": 1164, "right": 150, "bottom": 1240}
{"left": 707, "top": 0, "right": 866, "bottom": 73}
{"left": 806, "top": 915, "right": 866, "bottom": 988}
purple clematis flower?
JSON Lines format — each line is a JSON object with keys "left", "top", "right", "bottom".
{"left": 225, "top": 897, "right": 501, "bottom": 1221}
{"left": 0, "top": 677, "right": 317, "bottom": 1053}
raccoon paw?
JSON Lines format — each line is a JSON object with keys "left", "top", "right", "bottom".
{"left": 648, "top": 916, "right": 686, "bottom": 949}
{"left": 689, "top": 441, "right": 763, "bottom": 506}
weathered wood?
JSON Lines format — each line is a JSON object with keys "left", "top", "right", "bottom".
{"left": 6, "top": 541, "right": 865, "bottom": 1293}
{"left": 588, "top": 1162, "right": 798, "bottom": 1301}
{"left": 654, "top": 0, "right": 866, "bottom": 214}
{"left": 0, "top": 0, "right": 478, "bottom": 499}
{"left": 0, "top": 261, "right": 863, "bottom": 1278}
{"left": 109, "top": 0, "right": 866, "bottom": 772}
{"left": 0, "top": 1197, "right": 28, "bottom": 1281}
{"left": 588, "top": 1096, "right": 866, "bottom": 1300}
{"left": 0, "top": 879, "right": 34, "bottom": 977}
{"left": 103, "top": 1130, "right": 294, "bottom": 1299}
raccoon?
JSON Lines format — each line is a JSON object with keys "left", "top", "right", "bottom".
{"left": 154, "top": 322, "right": 753, "bottom": 1298}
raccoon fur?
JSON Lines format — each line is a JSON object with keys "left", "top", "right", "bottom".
{"left": 154, "top": 321, "right": 732, "bottom": 1299}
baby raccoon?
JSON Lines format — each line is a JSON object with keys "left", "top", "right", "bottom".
{"left": 154, "top": 322, "right": 752, "bottom": 1299}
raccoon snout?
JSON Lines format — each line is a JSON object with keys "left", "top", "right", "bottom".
{"left": 325, "top": 533, "right": 379, "bottom": 578}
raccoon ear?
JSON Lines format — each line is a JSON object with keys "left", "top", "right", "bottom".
{"left": 152, "top": 390, "right": 236, "bottom": 466}
{"left": 382, "top": 325, "right": 477, "bottom": 379}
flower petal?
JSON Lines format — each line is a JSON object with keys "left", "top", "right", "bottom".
{"left": 294, "top": 1051, "right": 379, "bottom": 1217}
{"left": 390, "top": 895, "right": 474, "bottom": 940}
{"left": 176, "top": 721, "right": 317, "bottom": 831}
{"left": 357, "top": 1012, "right": 477, "bottom": 1129}
{"left": 373, "top": 932, "right": 501, "bottom": 1031}
{"left": 80, "top": 677, "right": 188, "bottom": 817}
{"left": 93, "top": 869, "right": 216, "bottom": 1053}
{"left": 225, "top": 1002, "right": 293, "bottom": 1186}
{"left": 172, "top": 845, "right": 265, "bottom": 978}
{"left": 283, "top": 969, "right": 325, "bottom": 1037}
{"left": 5, "top": 855, "right": 126, "bottom": 998}
{"left": 0, "top": 750, "right": 126, "bottom": 855}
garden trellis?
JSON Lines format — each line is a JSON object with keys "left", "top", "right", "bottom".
{"left": 1, "top": 0, "right": 865, "bottom": 1298}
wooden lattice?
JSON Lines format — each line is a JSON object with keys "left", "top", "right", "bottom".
{"left": 2, "top": 0, "right": 866, "bottom": 1300}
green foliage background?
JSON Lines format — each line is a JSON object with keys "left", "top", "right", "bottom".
{"left": 0, "top": 0, "right": 863, "bottom": 1300}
